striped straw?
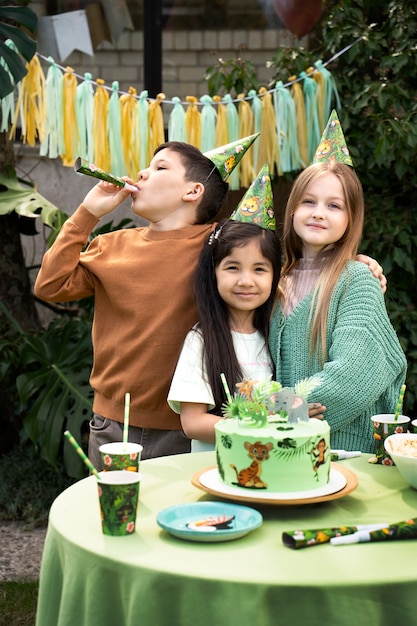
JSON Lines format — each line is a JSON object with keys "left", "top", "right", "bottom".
{"left": 123, "top": 392, "right": 130, "bottom": 450}
{"left": 220, "top": 373, "right": 233, "bottom": 403}
{"left": 394, "top": 384, "right": 406, "bottom": 421}
{"left": 64, "top": 430, "right": 101, "bottom": 479}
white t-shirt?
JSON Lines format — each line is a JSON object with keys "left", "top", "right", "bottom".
{"left": 167, "top": 326, "right": 273, "bottom": 452}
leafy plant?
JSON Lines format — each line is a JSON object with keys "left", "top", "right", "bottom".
{"left": 0, "top": 172, "right": 68, "bottom": 245}
{"left": 204, "top": 45, "right": 260, "bottom": 96}
{"left": 0, "top": 301, "right": 93, "bottom": 478}
{"left": 0, "top": 2, "right": 37, "bottom": 99}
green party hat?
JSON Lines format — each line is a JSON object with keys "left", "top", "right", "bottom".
{"left": 229, "top": 163, "right": 276, "bottom": 231}
{"left": 312, "top": 110, "right": 353, "bottom": 167}
{"left": 204, "top": 133, "right": 260, "bottom": 181}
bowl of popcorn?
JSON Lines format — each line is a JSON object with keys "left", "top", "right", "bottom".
{"left": 384, "top": 433, "right": 417, "bottom": 489}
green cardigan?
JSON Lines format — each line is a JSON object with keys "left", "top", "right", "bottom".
{"left": 269, "top": 261, "right": 407, "bottom": 453}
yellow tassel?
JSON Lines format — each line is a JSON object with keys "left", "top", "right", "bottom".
{"left": 61, "top": 67, "right": 79, "bottom": 167}
{"left": 148, "top": 93, "right": 166, "bottom": 162}
{"left": 11, "top": 55, "right": 46, "bottom": 146}
{"left": 120, "top": 86, "right": 140, "bottom": 179}
{"left": 213, "top": 95, "right": 228, "bottom": 147}
{"left": 257, "top": 87, "right": 279, "bottom": 177}
{"left": 92, "top": 78, "right": 110, "bottom": 171}
{"left": 237, "top": 94, "right": 255, "bottom": 188}
{"left": 290, "top": 76, "right": 308, "bottom": 168}
{"left": 185, "top": 96, "right": 201, "bottom": 149}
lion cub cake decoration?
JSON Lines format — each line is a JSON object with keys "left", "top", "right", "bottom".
{"left": 215, "top": 376, "right": 331, "bottom": 493}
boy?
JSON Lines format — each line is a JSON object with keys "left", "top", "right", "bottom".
{"left": 35, "top": 138, "right": 255, "bottom": 469}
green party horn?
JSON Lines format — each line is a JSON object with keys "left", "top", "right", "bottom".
{"left": 74, "top": 157, "right": 137, "bottom": 192}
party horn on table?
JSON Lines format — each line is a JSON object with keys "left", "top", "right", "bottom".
{"left": 64, "top": 430, "right": 101, "bottom": 479}
{"left": 74, "top": 157, "right": 137, "bottom": 192}
{"left": 282, "top": 523, "right": 389, "bottom": 549}
{"left": 331, "top": 517, "right": 417, "bottom": 545}
{"left": 330, "top": 450, "right": 362, "bottom": 461}
{"left": 394, "top": 384, "right": 406, "bottom": 421}
{"left": 123, "top": 392, "right": 130, "bottom": 451}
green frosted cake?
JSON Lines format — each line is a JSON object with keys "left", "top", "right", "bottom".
{"left": 215, "top": 377, "right": 331, "bottom": 493}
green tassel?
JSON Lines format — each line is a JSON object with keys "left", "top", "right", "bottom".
{"left": 300, "top": 71, "right": 321, "bottom": 163}
{"left": 274, "top": 81, "right": 301, "bottom": 173}
{"left": 108, "top": 81, "right": 126, "bottom": 176}
{"left": 168, "top": 96, "right": 186, "bottom": 141}
{"left": 75, "top": 72, "right": 94, "bottom": 162}
{"left": 39, "top": 57, "right": 63, "bottom": 159}
{"left": 200, "top": 95, "right": 217, "bottom": 153}
{"left": 314, "top": 60, "right": 341, "bottom": 127}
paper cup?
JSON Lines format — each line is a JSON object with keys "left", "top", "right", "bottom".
{"left": 97, "top": 470, "right": 142, "bottom": 536}
{"left": 99, "top": 442, "right": 143, "bottom": 472}
{"left": 371, "top": 414, "right": 410, "bottom": 465}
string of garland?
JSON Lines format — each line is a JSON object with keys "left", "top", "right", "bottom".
{"left": 1, "top": 36, "right": 363, "bottom": 190}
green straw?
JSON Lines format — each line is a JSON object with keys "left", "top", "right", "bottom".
{"left": 64, "top": 430, "right": 101, "bottom": 479}
{"left": 123, "top": 392, "right": 130, "bottom": 450}
{"left": 220, "top": 373, "right": 232, "bottom": 403}
{"left": 394, "top": 384, "right": 406, "bottom": 421}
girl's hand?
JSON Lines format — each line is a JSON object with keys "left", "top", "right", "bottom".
{"left": 356, "top": 254, "right": 387, "bottom": 294}
{"left": 308, "top": 402, "right": 326, "bottom": 420}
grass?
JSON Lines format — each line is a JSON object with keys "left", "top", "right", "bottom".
{"left": 0, "top": 581, "right": 38, "bottom": 626}
{"left": 0, "top": 445, "right": 76, "bottom": 527}
{"left": 0, "top": 445, "right": 76, "bottom": 624}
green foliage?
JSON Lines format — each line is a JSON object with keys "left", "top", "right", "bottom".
{"left": 204, "top": 45, "right": 260, "bottom": 96}
{"left": 0, "top": 302, "right": 93, "bottom": 478}
{"left": 0, "top": 3, "right": 38, "bottom": 99}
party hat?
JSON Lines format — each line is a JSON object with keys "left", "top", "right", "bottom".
{"left": 204, "top": 132, "right": 260, "bottom": 181}
{"left": 312, "top": 110, "right": 353, "bottom": 166}
{"left": 229, "top": 163, "right": 276, "bottom": 231}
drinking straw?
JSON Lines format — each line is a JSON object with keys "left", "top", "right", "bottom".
{"left": 394, "top": 384, "right": 406, "bottom": 421}
{"left": 64, "top": 430, "right": 101, "bottom": 479}
{"left": 123, "top": 392, "right": 130, "bottom": 450}
{"left": 220, "top": 373, "right": 232, "bottom": 403}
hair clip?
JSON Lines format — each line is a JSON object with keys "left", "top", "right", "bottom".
{"left": 208, "top": 223, "right": 224, "bottom": 246}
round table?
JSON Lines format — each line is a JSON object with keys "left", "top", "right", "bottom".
{"left": 36, "top": 452, "right": 417, "bottom": 626}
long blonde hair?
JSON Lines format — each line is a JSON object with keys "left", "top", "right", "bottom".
{"left": 280, "top": 161, "right": 364, "bottom": 360}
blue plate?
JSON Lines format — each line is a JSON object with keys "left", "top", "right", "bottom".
{"left": 156, "top": 501, "right": 263, "bottom": 543}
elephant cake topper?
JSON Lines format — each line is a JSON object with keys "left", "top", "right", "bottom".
{"left": 221, "top": 375, "right": 323, "bottom": 427}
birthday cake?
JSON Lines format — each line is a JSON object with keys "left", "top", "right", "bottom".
{"left": 214, "top": 378, "right": 331, "bottom": 493}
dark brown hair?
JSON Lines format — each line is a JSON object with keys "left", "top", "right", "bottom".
{"left": 194, "top": 220, "right": 282, "bottom": 412}
{"left": 154, "top": 142, "right": 229, "bottom": 223}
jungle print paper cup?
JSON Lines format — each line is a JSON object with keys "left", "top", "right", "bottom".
{"left": 96, "top": 470, "right": 142, "bottom": 536}
{"left": 371, "top": 414, "right": 410, "bottom": 465}
{"left": 100, "top": 442, "right": 143, "bottom": 472}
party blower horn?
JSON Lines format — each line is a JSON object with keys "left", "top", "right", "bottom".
{"left": 74, "top": 157, "right": 137, "bottom": 192}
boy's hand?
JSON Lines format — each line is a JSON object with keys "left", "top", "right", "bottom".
{"left": 81, "top": 180, "right": 136, "bottom": 218}
{"left": 356, "top": 254, "right": 387, "bottom": 293}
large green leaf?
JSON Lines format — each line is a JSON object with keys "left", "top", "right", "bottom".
{"left": 0, "top": 172, "right": 68, "bottom": 235}
{"left": 0, "top": 302, "right": 93, "bottom": 478}
{"left": 0, "top": 5, "right": 38, "bottom": 98}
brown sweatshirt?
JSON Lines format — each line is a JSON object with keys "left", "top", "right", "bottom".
{"left": 34, "top": 205, "right": 214, "bottom": 429}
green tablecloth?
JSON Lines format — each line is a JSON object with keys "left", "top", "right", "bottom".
{"left": 36, "top": 452, "right": 417, "bottom": 626}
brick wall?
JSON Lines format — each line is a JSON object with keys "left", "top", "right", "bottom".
{"left": 36, "top": 27, "right": 300, "bottom": 100}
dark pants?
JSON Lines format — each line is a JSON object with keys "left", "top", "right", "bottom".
{"left": 88, "top": 413, "right": 191, "bottom": 471}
